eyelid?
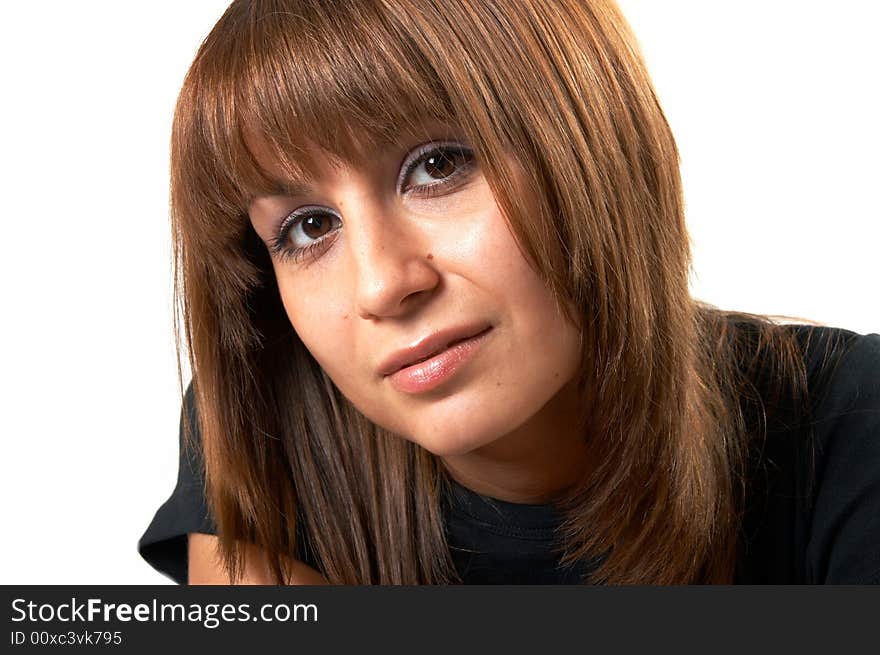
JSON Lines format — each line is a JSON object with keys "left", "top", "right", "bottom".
{"left": 395, "top": 140, "right": 471, "bottom": 193}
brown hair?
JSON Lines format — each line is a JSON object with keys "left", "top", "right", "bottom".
{"left": 171, "top": 0, "right": 830, "bottom": 584}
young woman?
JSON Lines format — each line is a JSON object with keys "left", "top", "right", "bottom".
{"left": 138, "top": 0, "right": 880, "bottom": 585}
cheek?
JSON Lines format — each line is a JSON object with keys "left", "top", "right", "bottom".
{"left": 275, "top": 270, "right": 355, "bottom": 381}
{"left": 474, "top": 207, "right": 582, "bottom": 385}
{"left": 274, "top": 273, "right": 408, "bottom": 430}
{"left": 468, "top": 206, "right": 557, "bottom": 319}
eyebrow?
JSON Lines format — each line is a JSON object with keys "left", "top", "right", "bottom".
{"left": 267, "top": 179, "right": 313, "bottom": 198}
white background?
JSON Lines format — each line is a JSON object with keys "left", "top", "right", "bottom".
{"left": 0, "top": 1, "right": 876, "bottom": 584}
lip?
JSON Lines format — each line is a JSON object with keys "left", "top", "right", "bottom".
{"left": 379, "top": 323, "right": 493, "bottom": 393}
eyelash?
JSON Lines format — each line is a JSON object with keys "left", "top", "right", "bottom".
{"left": 268, "top": 142, "right": 476, "bottom": 265}
{"left": 268, "top": 208, "right": 341, "bottom": 266}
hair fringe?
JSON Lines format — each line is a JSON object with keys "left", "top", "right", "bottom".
{"left": 172, "top": 0, "right": 828, "bottom": 584}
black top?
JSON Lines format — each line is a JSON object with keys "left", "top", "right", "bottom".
{"left": 138, "top": 325, "right": 880, "bottom": 584}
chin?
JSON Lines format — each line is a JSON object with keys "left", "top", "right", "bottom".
{"left": 409, "top": 434, "right": 481, "bottom": 458}
{"left": 404, "top": 417, "right": 510, "bottom": 459}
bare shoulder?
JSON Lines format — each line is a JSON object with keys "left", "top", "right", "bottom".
{"left": 187, "top": 533, "right": 329, "bottom": 585}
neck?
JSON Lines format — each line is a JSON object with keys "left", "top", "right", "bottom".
{"left": 440, "top": 379, "right": 587, "bottom": 504}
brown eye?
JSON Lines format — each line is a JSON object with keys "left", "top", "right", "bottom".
{"left": 301, "top": 214, "right": 333, "bottom": 240}
{"left": 424, "top": 151, "right": 458, "bottom": 179}
{"left": 273, "top": 208, "right": 342, "bottom": 261}
{"left": 400, "top": 142, "right": 476, "bottom": 194}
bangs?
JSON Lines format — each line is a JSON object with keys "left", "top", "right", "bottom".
{"left": 184, "top": 0, "right": 458, "bottom": 209}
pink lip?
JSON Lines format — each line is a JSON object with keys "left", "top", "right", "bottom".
{"left": 379, "top": 323, "right": 493, "bottom": 394}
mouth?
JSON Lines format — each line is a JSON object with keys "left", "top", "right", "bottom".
{"left": 379, "top": 323, "right": 494, "bottom": 378}
{"left": 400, "top": 332, "right": 484, "bottom": 368}
{"left": 382, "top": 325, "right": 494, "bottom": 395}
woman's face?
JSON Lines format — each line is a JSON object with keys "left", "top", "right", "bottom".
{"left": 247, "top": 126, "right": 582, "bottom": 457}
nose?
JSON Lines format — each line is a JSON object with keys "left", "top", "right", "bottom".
{"left": 349, "top": 208, "right": 440, "bottom": 320}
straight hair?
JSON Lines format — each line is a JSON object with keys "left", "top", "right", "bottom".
{"left": 170, "top": 0, "right": 833, "bottom": 583}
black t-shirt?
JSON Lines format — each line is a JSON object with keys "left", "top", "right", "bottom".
{"left": 138, "top": 325, "right": 880, "bottom": 584}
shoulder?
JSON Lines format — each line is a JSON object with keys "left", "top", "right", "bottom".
{"left": 792, "top": 324, "right": 879, "bottom": 405}
{"left": 795, "top": 325, "right": 880, "bottom": 583}
{"left": 735, "top": 323, "right": 880, "bottom": 583}
{"left": 785, "top": 325, "right": 880, "bottom": 467}
{"left": 139, "top": 381, "right": 324, "bottom": 583}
